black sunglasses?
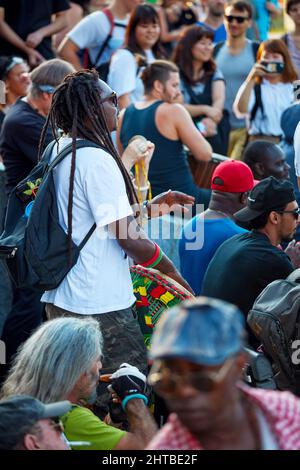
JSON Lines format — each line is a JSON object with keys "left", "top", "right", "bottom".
{"left": 225, "top": 15, "right": 250, "bottom": 23}
{"left": 99, "top": 91, "right": 118, "bottom": 108}
{"left": 276, "top": 208, "right": 300, "bottom": 220}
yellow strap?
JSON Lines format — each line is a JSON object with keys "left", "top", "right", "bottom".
{"left": 135, "top": 160, "right": 152, "bottom": 203}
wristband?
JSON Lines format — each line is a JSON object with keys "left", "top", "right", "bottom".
{"left": 150, "top": 249, "right": 163, "bottom": 268}
{"left": 121, "top": 393, "right": 148, "bottom": 411}
{"left": 133, "top": 179, "right": 150, "bottom": 192}
{"left": 141, "top": 243, "right": 160, "bottom": 268}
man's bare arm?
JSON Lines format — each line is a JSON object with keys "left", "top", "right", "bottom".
{"left": 114, "top": 400, "right": 157, "bottom": 450}
{"left": 173, "top": 103, "right": 212, "bottom": 162}
{"left": 26, "top": 11, "right": 69, "bottom": 49}
{"left": 58, "top": 37, "right": 82, "bottom": 70}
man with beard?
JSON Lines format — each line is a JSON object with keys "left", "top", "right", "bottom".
{"left": 197, "top": 0, "right": 227, "bottom": 43}
{"left": 147, "top": 297, "right": 300, "bottom": 450}
{"left": 117, "top": 60, "right": 212, "bottom": 206}
{"left": 214, "top": 1, "right": 258, "bottom": 160}
{"left": 201, "top": 177, "right": 298, "bottom": 347}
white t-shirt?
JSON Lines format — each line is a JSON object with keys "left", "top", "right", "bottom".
{"left": 67, "top": 11, "right": 128, "bottom": 66}
{"left": 294, "top": 121, "right": 300, "bottom": 176}
{"left": 108, "top": 49, "right": 155, "bottom": 103}
{"left": 234, "top": 79, "right": 294, "bottom": 136}
{"left": 41, "top": 137, "right": 135, "bottom": 314}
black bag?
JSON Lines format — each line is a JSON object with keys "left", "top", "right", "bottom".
{"left": 182, "top": 75, "right": 230, "bottom": 155}
{"left": 248, "top": 269, "right": 300, "bottom": 395}
{"left": 0, "top": 139, "right": 102, "bottom": 291}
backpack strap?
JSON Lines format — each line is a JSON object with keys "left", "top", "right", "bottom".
{"left": 40, "top": 140, "right": 57, "bottom": 164}
{"left": 287, "top": 268, "right": 300, "bottom": 283}
{"left": 48, "top": 139, "right": 107, "bottom": 250}
{"left": 93, "top": 8, "right": 115, "bottom": 67}
{"left": 48, "top": 139, "right": 104, "bottom": 172}
{"left": 249, "top": 83, "right": 264, "bottom": 123}
{"left": 78, "top": 223, "right": 97, "bottom": 250}
{"left": 213, "top": 41, "right": 225, "bottom": 58}
{"left": 180, "top": 75, "right": 201, "bottom": 104}
{"left": 214, "top": 40, "right": 259, "bottom": 60}
{"left": 251, "top": 41, "right": 260, "bottom": 60}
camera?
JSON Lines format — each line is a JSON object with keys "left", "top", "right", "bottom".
{"left": 293, "top": 80, "right": 300, "bottom": 101}
{"left": 260, "top": 61, "right": 284, "bottom": 74}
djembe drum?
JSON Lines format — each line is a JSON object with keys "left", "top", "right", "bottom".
{"left": 130, "top": 265, "right": 194, "bottom": 349}
{"left": 188, "top": 152, "right": 228, "bottom": 189}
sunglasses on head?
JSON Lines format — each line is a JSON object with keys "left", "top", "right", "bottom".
{"left": 3, "top": 57, "right": 25, "bottom": 79}
{"left": 225, "top": 15, "right": 249, "bottom": 23}
{"left": 99, "top": 91, "right": 118, "bottom": 108}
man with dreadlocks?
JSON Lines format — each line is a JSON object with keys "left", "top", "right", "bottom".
{"left": 40, "top": 69, "right": 192, "bottom": 416}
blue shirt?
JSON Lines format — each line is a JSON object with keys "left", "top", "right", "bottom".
{"left": 179, "top": 217, "right": 247, "bottom": 295}
{"left": 197, "top": 21, "right": 227, "bottom": 43}
{"left": 252, "top": 0, "right": 279, "bottom": 41}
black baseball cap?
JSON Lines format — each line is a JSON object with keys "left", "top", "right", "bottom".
{"left": 0, "top": 395, "right": 71, "bottom": 450}
{"left": 234, "top": 176, "right": 295, "bottom": 222}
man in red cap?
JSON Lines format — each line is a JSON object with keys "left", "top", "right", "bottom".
{"left": 202, "top": 176, "right": 298, "bottom": 347}
{"left": 179, "top": 159, "right": 257, "bottom": 295}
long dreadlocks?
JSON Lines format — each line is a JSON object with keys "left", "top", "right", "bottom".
{"left": 38, "top": 69, "right": 139, "bottom": 265}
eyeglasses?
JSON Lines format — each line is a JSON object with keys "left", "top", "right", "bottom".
{"left": 99, "top": 91, "right": 118, "bottom": 108}
{"left": 225, "top": 15, "right": 250, "bottom": 23}
{"left": 148, "top": 358, "right": 234, "bottom": 394}
{"left": 276, "top": 208, "right": 300, "bottom": 220}
{"left": 50, "top": 417, "right": 64, "bottom": 433}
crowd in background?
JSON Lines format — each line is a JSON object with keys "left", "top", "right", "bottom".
{"left": 1, "top": 0, "right": 300, "bottom": 452}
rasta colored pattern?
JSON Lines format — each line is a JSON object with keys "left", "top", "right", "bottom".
{"left": 130, "top": 265, "right": 193, "bottom": 349}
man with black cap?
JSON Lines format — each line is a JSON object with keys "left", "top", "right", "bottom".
{"left": 0, "top": 395, "right": 71, "bottom": 450}
{"left": 202, "top": 176, "right": 299, "bottom": 346}
{"left": 147, "top": 297, "right": 300, "bottom": 450}
{"left": 179, "top": 159, "right": 257, "bottom": 295}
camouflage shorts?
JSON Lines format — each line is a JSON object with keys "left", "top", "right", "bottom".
{"left": 45, "top": 303, "right": 148, "bottom": 418}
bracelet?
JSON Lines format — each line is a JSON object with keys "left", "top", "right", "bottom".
{"left": 151, "top": 249, "right": 163, "bottom": 268}
{"left": 141, "top": 243, "right": 161, "bottom": 268}
{"left": 133, "top": 181, "right": 150, "bottom": 192}
{"left": 122, "top": 393, "right": 148, "bottom": 411}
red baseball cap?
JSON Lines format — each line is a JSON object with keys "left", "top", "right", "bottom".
{"left": 211, "top": 160, "right": 258, "bottom": 193}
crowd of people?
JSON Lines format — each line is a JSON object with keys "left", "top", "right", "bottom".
{"left": 1, "top": 0, "right": 300, "bottom": 452}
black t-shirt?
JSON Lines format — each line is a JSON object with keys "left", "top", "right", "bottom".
{"left": 0, "top": 99, "right": 53, "bottom": 194}
{"left": 0, "top": 110, "right": 5, "bottom": 131}
{"left": 0, "top": 0, "right": 70, "bottom": 59}
{"left": 201, "top": 230, "right": 294, "bottom": 346}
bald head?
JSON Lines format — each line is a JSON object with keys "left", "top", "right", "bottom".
{"left": 243, "top": 141, "right": 290, "bottom": 181}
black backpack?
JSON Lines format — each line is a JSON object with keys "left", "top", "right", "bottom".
{"left": 248, "top": 269, "right": 300, "bottom": 395}
{"left": 0, "top": 139, "right": 102, "bottom": 291}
